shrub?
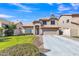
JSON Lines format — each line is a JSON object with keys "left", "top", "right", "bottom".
{"left": 24, "top": 33, "right": 33, "bottom": 35}
{"left": 0, "top": 37, "right": 7, "bottom": 42}
{"left": 0, "top": 43, "right": 40, "bottom": 56}
{"left": 4, "top": 29, "right": 14, "bottom": 36}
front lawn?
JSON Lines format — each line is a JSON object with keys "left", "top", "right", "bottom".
{"left": 0, "top": 35, "right": 36, "bottom": 51}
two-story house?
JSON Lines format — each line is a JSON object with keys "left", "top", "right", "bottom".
{"left": 22, "top": 15, "right": 60, "bottom": 35}
{"left": 58, "top": 14, "right": 79, "bottom": 37}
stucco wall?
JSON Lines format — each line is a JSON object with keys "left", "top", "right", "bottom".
{"left": 70, "top": 28, "right": 78, "bottom": 36}
{"left": 59, "top": 16, "right": 72, "bottom": 29}
{"left": 70, "top": 17, "right": 79, "bottom": 36}
{"left": 59, "top": 15, "right": 79, "bottom": 36}
{"left": 72, "top": 17, "right": 79, "bottom": 24}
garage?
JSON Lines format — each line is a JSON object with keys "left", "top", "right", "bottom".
{"left": 43, "top": 29, "right": 58, "bottom": 35}
{"left": 62, "top": 28, "right": 70, "bottom": 36}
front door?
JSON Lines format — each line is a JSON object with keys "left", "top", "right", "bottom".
{"left": 35, "top": 25, "right": 39, "bottom": 35}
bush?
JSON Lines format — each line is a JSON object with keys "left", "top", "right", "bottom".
{"left": 0, "top": 43, "right": 40, "bottom": 56}
{"left": 4, "top": 29, "right": 14, "bottom": 36}
{"left": 0, "top": 37, "right": 7, "bottom": 42}
{"left": 22, "top": 33, "right": 33, "bottom": 35}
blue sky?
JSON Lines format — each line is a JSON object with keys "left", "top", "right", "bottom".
{"left": 0, "top": 3, "right": 79, "bottom": 23}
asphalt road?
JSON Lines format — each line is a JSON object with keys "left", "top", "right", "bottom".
{"left": 43, "top": 35, "right": 79, "bottom": 56}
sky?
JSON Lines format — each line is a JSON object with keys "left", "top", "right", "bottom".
{"left": 0, "top": 3, "right": 79, "bottom": 23}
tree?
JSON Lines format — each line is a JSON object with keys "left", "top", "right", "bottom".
{"left": 2, "top": 24, "right": 16, "bottom": 36}
{"left": 0, "top": 27, "right": 4, "bottom": 36}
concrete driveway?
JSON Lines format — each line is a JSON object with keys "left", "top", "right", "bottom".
{"left": 43, "top": 35, "right": 79, "bottom": 56}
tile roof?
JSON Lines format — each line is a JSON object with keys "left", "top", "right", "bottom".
{"left": 39, "top": 18, "right": 50, "bottom": 21}
{"left": 41, "top": 26, "right": 60, "bottom": 29}
{"left": 61, "top": 14, "right": 79, "bottom": 16}
{"left": 22, "top": 23, "right": 33, "bottom": 28}
{"left": 33, "top": 21, "right": 40, "bottom": 24}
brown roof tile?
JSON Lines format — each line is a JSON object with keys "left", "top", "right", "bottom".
{"left": 60, "top": 14, "right": 79, "bottom": 17}
{"left": 39, "top": 18, "right": 50, "bottom": 21}
{"left": 22, "top": 26, "right": 33, "bottom": 28}
{"left": 22, "top": 23, "right": 33, "bottom": 28}
{"left": 33, "top": 21, "right": 40, "bottom": 24}
{"left": 41, "top": 26, "right": 60, "bottom": 29}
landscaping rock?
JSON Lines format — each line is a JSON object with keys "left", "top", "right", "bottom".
{"left": 0, "top": 43, "right": 40, "bottom": 56}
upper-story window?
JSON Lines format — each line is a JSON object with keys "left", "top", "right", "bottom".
{"left": 43, "top": 21, "right": 47, "bottom": 25}
{"left": 51, "top": 20, "right": 55, "bottom": 25}
{"left": 66, "top": 19, "right": 69, "bottom": 23}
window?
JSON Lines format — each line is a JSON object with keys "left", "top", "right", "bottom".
{"left": 25, "top": 28, "right": 32, "bottom": 33}
{"left": 43, "top": 21, "right": 47, "bottom": 25}
{"left": 66, "top": 19, "right": 69, "bottom": 23}
{"left": 51, "top": 21, "right": 55, "bottom": 25}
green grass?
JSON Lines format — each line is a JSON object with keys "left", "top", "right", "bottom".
{"left": 0, "top": 35, "right": 36, "bottom": 51}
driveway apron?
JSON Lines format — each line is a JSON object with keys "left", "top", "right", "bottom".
{"left": 43, "top": 35, "right": 79, "bottom": 56}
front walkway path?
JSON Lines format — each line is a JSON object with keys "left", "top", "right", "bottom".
{"left": 43, "top": 35, "right": 79, "bottom": 56}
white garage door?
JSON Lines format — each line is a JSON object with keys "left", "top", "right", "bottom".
{"left": 63, "top": 29, "right": 70, "bottom": 36}
{"left": 44, "top": 31, "right": 57, "bottom": 35}
{"left": 43, "top": 29, "right": 58, "bottom": 35}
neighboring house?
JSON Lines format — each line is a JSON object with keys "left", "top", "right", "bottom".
{"left": 0, "top": 18, "right": 11, "bottom": 36}
{"left": 58, "top": 14, "right": 79, "bottom": 37}
{"left": 22, "top": 15, "right": 60, "bottom": 35}
{"left": 13, "top": 21, "right": 23, "bottom": 35}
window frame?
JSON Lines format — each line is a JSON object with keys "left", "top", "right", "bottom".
{"left": 51, "top": 20, "right": 55, "bottom": 25}
{"left": 25, "top": 28, "right": 32, "bottom": 33}
{"left": 43, "top": 21, "right": 47, "bottom": 25}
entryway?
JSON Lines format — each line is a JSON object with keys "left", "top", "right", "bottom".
{"left": 35, "top": 25, "right": 39, "bottom": 35}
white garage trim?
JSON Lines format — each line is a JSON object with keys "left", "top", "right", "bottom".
{"left": 43, "top": 29, "right": 58, "bottom": 35}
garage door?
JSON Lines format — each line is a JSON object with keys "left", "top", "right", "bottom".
{"left": 63, "top": 29, "right": 70, "bottom": 36}
{"left": 43, "top": 29, "right": 58, "bottom": 35}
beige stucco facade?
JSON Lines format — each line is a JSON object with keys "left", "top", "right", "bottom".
{"left": 1, "top": 14, "right": 79, "bottom": 36}
{"left": 59, "top": 14, "right": 79, "bottom": 37}
{"left": 22, "top": 17, "right": 60, "bottom": 35}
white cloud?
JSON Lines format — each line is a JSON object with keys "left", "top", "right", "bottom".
{"left": 10, "top": 3, "right": 33, "bottom": 12}
{"left": 71, "top": 3, "right": 79, "bottom": 10}
{"left": 47, "top": 3, "right": 53, "bottom": 6}
{"left": 48, "top": 3, "right": 62, "bottom": 6}
{"left": 0, "top": 14, "right": 13, "bottom": 18}
{"left": 58, "top": 5, "right": 71, "bottom": 11}
{"left": 17, "top": 10, "right": 32, "bottom": 12}
{"left": 57, "top": 3, "right": 62, "bottom": 5}
{"left": 11, "top": 3, "right": 30, "bottom": 10}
